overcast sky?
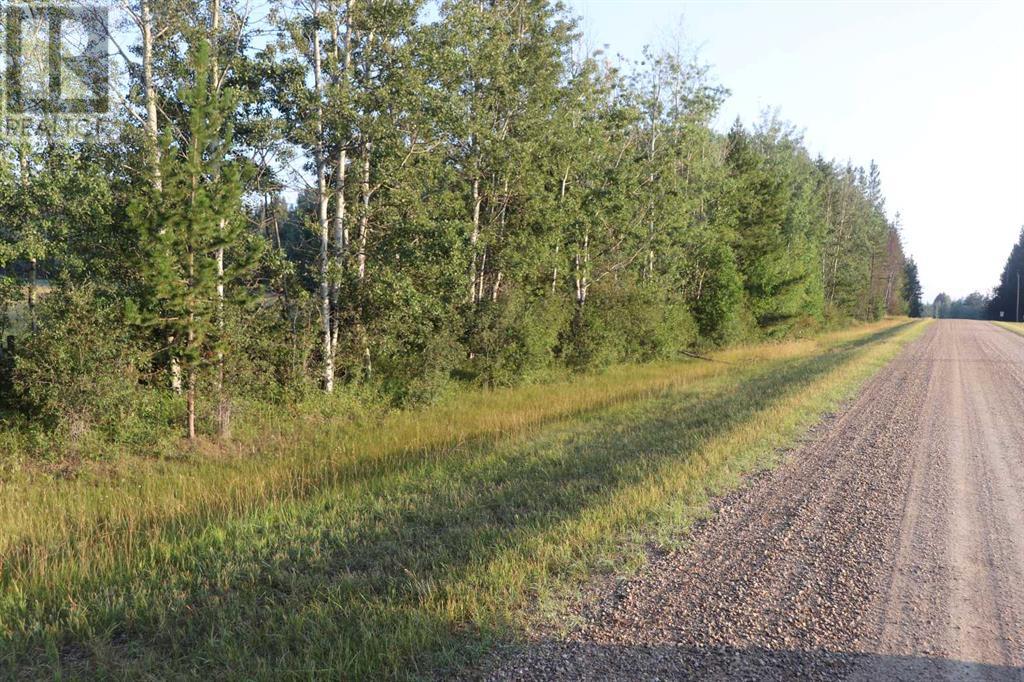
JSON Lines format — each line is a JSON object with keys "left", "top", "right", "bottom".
{"left": 567, "top": 0, "right": 1024, "bottom": 301}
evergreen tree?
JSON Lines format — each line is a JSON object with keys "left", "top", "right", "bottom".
{"left": 132, "top": 42, "right": 253, "bottom": 439}
{"left": 723, "top": 118, "right": 815, "bottom": 334}
{"left": 902, "top": 258, "right": 924, "bottom": 318}
{"left": 987, "top": 227, "right": 1024, "bottom": 321}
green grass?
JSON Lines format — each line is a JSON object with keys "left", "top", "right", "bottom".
{"left": 0, "top": 318, "right": 928, "bottom": 679}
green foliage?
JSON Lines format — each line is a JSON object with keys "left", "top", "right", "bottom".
{"left": 220, "top": 301, "right": 319, "bottom": 403}
{"left": 565, "top": 284, "right": 697, "bottom": 369}
{"left": 931, "top": 291, "right": 988, "bottom": 320}
{"left": 721, "top": 118, "right": 833, "bottom": 335}
{"left": 133, "top": 44, "right": 242, "bottom": 372}
{"left": 465, "top": 289, "right": 570, "bottom": 387}
{"left": 947, "top": 292, "right": 989, "bottom": 320}
{"left": 903, "top": 259, "right": 924, "bottom": 317}
{"left": 0, "top": 0, "right": 918, "bottom": 454}
{"left": 689, "top": 238, "right": 744, "bottom": 344}
{"left": 130, "top": 42, "right": 258, "bottom": 436}
{"left": 7, "top": 284, "right": 170, "bottom": 450}
{"left": 363, "top": 268, "right": 464, "bottom": 403}
{"left": 0, "top": 276, "right": 20, "bottom": 338}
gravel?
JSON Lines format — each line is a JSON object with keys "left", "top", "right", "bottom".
{"left": 480, "top": 320, "right": 1024, "bottom": 681}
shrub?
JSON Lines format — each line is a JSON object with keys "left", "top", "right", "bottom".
{"left": 10, "top": 283, "right": 155, "bottom": 451}
{"left": 564, "top": 283, "right": 698, "bottom": 369}
{"left": 222, "top": 297, "right": 320, "bottom": 404}
{"left": 465, "top": 289, "right": 571, "bottom": 387}
{"left": 690, "top": 239, "right": 745, "bottom": 345}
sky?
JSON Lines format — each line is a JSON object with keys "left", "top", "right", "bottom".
{"left": 567, "top": 0, "right": 1024, "bottom": 301}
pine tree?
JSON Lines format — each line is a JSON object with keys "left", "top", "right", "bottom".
{"left": 987, "top": 227, "right": 1024, "bottom": 321}
{"left": 902, "top": 258, "right": 923, "bottom": 318}
{"left": 723, "top": 119, "right": 805, "bottom": 333}
{"left": 132, "top": 42, "right": 251, "bottom": 439}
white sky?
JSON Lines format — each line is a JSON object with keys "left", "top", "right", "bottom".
{"left": 568, "top": 0, "right": 1024, "bottom": 301}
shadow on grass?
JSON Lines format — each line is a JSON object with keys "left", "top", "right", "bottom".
{"left": 5, "top": 323, "right": 912, "bottom": 678}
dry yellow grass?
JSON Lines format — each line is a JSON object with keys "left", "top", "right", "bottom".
{"left": 992, "top": 320, "right": 1024, "bottom": 336}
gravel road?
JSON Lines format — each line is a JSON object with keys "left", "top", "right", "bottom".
{"left": 484, "top": 320, "right": 1024, "bottom": 681}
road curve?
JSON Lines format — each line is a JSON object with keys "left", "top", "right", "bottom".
{"left": 485, "top": 320, "right": 1024, "bottom": 681}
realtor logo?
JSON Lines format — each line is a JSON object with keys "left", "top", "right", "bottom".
{"left": 3, "top": 2, "right": 109, "bottom": 134}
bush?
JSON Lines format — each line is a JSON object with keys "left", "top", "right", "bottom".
{"left": 465, "top": 289, "right": 571, "bottom": 387}
{"left": 222, "top": 296, "right": 320, "bottom": 404}
{"left": 0, "top": 274, "right": 21, "bottom": 338}
{"left": 564, "top": 283, "right": 698, "bottom": 369}
{"left": 9, "top": 284, "right": 159, "bottom": 452}
{"left": 363, "top": 270, "right": 465, "bottom": 404}
{"left": 690, "top": 239, "right": 745, "bottom": 345}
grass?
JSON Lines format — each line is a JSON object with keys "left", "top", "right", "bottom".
{"left": 0, "top": 318, "right": 929, "bottom": 679}
{"left": 992, "top": 320, "right": 1024, "bottom": 336}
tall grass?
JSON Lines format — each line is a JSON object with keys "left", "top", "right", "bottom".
{"left": 0, "top": 318, "right": 927, "bottom": 678}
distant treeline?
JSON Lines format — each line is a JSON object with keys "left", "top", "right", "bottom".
{"left": 0, "top": 1, "right": 921, "bottom": 449}
{"left": 930, "top": 226, "right": 1024, "bottom": 321}
{"left": 928, "top": 292, "right": 989, "bottom": 320}
{"left": 986, "top": 227, "right": 1024, "bottom": 321}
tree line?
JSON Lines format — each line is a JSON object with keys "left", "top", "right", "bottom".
{"left": 985, "top": 227, "right": 1024, "bottom": 322}
{"left": 0, "top": 0, "right": 921, "bottom": 447}
{"left": 925, "top": 227, "right": 1024, "bottom": 321}
{"left": 928, "top": 292, "right": 987, "bottom": 320}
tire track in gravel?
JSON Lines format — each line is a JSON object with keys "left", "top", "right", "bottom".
{"left": 861, "top": 322, "right": 1024, "bottom": 681}
{"left": 482, "top": 320, "right": 1024, "bottom": 681}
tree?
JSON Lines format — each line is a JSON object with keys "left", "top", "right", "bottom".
{"left": 987, "top": 227, "right": 1024, "bottom": 321}
{"left": 132, "top": 42, "right": 252, "bottom": 439}
{"left": 723, "top": 117, "right": 820, "bottom": 334}
{"left": 0, "top": 0, "right": 924, "bottom": 448}
{"left": 948, "top": 292, "right": 988, "bottom": 320}
{"left": 902, "top": 258, "right": 923, "bottom": 318}
{"left": 269, "top": 0, "right": 339, "bottom": 392}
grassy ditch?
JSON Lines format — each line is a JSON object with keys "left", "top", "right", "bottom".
{"left": 0, "top": 318, "right": 928, "bottom": 678}
{"left": 991, "top": 320, "right": 1024, "bottom": 336}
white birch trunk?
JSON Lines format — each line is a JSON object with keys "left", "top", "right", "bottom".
{"left": 141, "top": 0, "right": 181, "bottom": 393}
{"left": 330, "top": 0, "right": 354, "bottom": 351}
{"left": 357, "top": 142, "right": 371, "bottom": 281}
{"left": 312, "top": 0, "right": 334, "bottom": 393}
{"left": 141, "top": 0, "right": 161, "bottom": 192}
{"left": 357, "top": 141, "right": 372, "bottom": 379}
{"left": 469, "top": 175, "right": 481, "bottom": 302}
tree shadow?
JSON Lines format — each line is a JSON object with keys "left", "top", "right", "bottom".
{"left": 482, "top": 640, "right": 1024, "bottom": 681}
{"left": 11, "top": 323, "right": 914, "bottom": 677}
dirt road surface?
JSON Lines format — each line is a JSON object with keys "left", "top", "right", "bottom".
{"left": 485, "top": 320, "right": 1024, "bottom": 681}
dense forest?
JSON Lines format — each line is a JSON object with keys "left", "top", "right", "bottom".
{"left": 0, "top": 0, "right": 921, "bottom": 451}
